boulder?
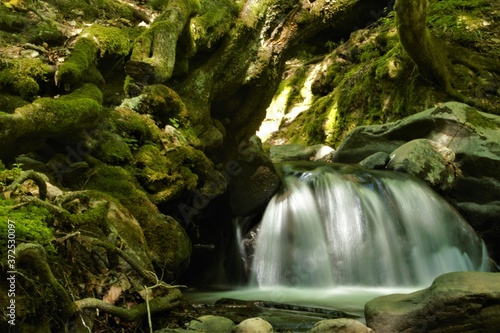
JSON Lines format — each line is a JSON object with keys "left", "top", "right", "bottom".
{"left": 229, "top": 136, "right": 281, "bottom": 216}
{"left": 269, "top": 143, "right": 317, "bottom": 163}
{"left": 365, "top": 272, "right": 500, "bottom": 333}
{"left": 308, "top": 318, "right": 373, "bottom": 333}
{"left": 232, "top": 317, "right": 274, "bottom": 333}
{"left": 387, "top": 139, "right": 456, "bottom": 191}
{"left": 186, "top": 315, "right": 235, "bottom": 333}
{"left": 359, "top": 152, "right": 390, "bottom": 170}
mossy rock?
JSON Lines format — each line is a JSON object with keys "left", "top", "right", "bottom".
{"left": 93, "top": 131, "right": 133, "bottom": 164}
{"left": 84, "top": 164, "right": 191, "bottom": 279}
{"left": 121, "top": 84, "right": 188, "bottom": 128}
{"left": 0, "top": 58, "right": 52, "bottom": 99}
{"left": 132, "top": 144, "right": 198, "bottom": 204}
{"left": 26, "top": 21, "right": 65, "bottom": 46}
{"left": 0, "top": 94, "right": 28, "bottom": 113}
{"left": 111, "top": 106, "right": 163, "bottom": 145}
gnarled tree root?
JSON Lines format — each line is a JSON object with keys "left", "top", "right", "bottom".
{"left": 6, "top": 170, "right": 48, "bottom": 200}
{"left": 16, "top": 242, "right": 181, "bottom": 324}
{"left": 75, "top": 289, "right": 181, "bottom": 322}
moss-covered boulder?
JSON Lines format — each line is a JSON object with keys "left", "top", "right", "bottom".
{"left": 365, "top": 272, "right": 500, "bottom": 333}
{"left": 387, "top": 139, "right": 456, "bottom": 192}
{"left": 84, "top": 164, "right": 192, "bottom": 280}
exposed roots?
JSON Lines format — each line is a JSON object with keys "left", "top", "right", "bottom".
{"left": 16, "top": 242, "right": 182, "bottom": 324}
{"left": 6, "top": 170, "right": 48, "bottom": 200}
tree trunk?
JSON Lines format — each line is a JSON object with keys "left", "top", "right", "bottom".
{"left": 395, "top": 0, "right": 452, "bottom": 90}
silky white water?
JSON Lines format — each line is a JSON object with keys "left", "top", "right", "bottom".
{"left": 249, "top": 163, "right": 490, "bottom": 288}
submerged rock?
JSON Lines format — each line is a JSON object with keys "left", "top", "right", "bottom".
{"left": 365, "top": 271, "right": 500, "bottom": 333}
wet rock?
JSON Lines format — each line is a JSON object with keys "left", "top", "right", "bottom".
{"left": 309, "top": 318, "right": 373, "bottom": 333}
{"left": 229, "top": 136, "right": 281, "bottom": 216}
{"left": 232, "top": 317, "right": 274, "bottom": 333}
{"left": 187, "top": 315, "right": 235, "bottom": 332}
{"left": 359, "top": 151, "right": 390, "bottom": 170}
{"left": 387, "top": 139, "right": 455, "bottom": 191}
{"left": 365, "top": 272, "right": 500, "bottom": 333}
{"left": 269, "top": 143, "right": 316, "bottom": 163}
{"left": 313, "top": 144, "right": 335, "bottom": 161}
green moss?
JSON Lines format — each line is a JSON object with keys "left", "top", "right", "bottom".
{"left": 0, "top": 59, "right": 51, "bottom": 99}
{"left": 0, "top": 166, "right": 22, "bottom": 187}
{"left": 26, "top": 21, "right": 65, "bottom": 46}
{"left": 0, "top": 94, "right": 29, "bottom": 113}
{"left": 46, "top": 0, "right": 138, "bottom": 22}
{"left": 0, "top": 4, "right": 27, "bottom": 33}
{"left": 191, "top": 0, "right": 239, "bottom": 50}
{"left": 94, "top": 131, "right": 133, "bottom": 164}
{"left": 57, "top": 25, "right": 137, "bottom": 86}
{"left": 428, "top": 0, "right": 492, "bottom": 45}
{"left": 465, "top": 107, "right": 500, "bottom": 129}
{"left": 56, "top": 38, "right": 99, "bottom": 86}
{"left": 85, "top": 25, "right": 138, "bottom": 57}
{"left": 131, "top": 144, "right": 199, "bottom": 203}
{"left": 68, "top": 201, "right": 108, "bottom": 228}
{"left": 111, "top": 106, "right": 163, "bottom": 145}
{"left": 0, "top": 199, "right": 55, "bottom": 258}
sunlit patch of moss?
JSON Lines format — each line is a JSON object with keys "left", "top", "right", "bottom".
{"left": 465, "top": 107, "right": 500, "bottom": 129}
{"left": 0, "top": 58, "right": 51, "bottom": 99}
{"left": 428, "top": 0, "right": 493, "bottom": 45}
{"left": 191, "top": 0, "right": 239, "bottom": 50}
{"left": 46, "top": 0, "right": 138, "bottom": 22}
{"left": 57, "top": 24, "right": 137, "bottom": 86}
{"left": 0, "top": 199, "right": 55, "bottom": 257}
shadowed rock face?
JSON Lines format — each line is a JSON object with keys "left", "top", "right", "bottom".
{"left": 365, "top": 272, "right": 500, "bottom": 333}
{"left": 331, "top": 102, "right": 500, "bottom": 262}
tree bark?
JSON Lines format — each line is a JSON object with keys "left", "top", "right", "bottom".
{"left": 395, "top": 0, "right": 452, "bottom": 90}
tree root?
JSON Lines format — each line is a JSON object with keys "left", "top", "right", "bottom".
{"left": 17, "top": 243, "right": 78, "bottom": 321}
{"left": 75, "top": 289, "right": 181, "bottom": 322}
{"left": 78, "top": 234, "right": 158, "bottom": 285}
{"left": 16, "top": 242, "right": 182, "bottom": 325}
{"left": 6, "top": 170, "right": 47, "bottom": 200}
{"left": 128, "top": 0, "right": 201, "bottom": 83}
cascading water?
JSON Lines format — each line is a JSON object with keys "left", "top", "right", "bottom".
{"left": 250, "top": 162, "right": 490, "bottom": 288}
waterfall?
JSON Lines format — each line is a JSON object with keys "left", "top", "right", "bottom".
{"left": 250, "top": 163, "right": 490, "bottom": 288}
